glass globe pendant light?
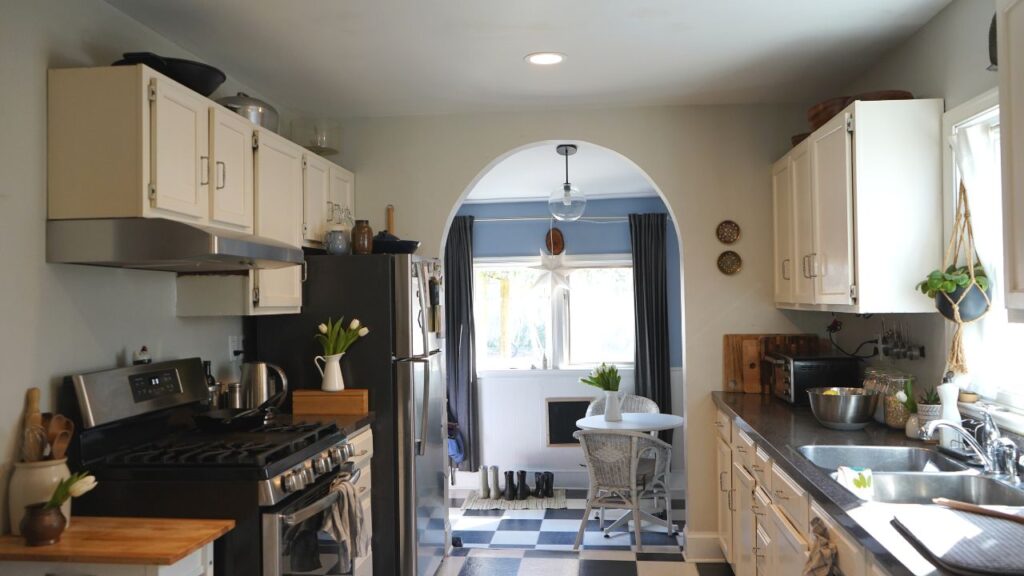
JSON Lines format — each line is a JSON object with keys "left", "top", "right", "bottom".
{"left": 548, "top": 144, "right": 586, "bottom": 221}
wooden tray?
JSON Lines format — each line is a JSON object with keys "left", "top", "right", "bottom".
{"left": 292, "top": 389, "right": 369, "bottom": 415}
{"left": 723, "top": 334, "right": 827, "bottom": 394}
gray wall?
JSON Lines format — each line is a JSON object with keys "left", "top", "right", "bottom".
{"left": 0, "top": 0, "right": 294, "bottom": 530}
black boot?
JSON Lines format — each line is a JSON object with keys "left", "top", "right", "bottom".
{"left": 516, "top": 470, "right": 530, "bottom": 500}
{"left": 534, "top": 472, "right": 546, "bottom": 498}
{"left": 504, "top": 471, "right": 517, "bottom": 500}
{"left": 543, "top": 472, "right": 554, "bottom": 498}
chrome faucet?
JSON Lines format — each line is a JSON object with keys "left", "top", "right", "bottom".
{"left": 921, "top": 420, "right": 997, "bottom": 473}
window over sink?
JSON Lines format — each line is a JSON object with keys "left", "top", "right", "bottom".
{"left": 473, "top": 256, "right": 635, "bottom": 371}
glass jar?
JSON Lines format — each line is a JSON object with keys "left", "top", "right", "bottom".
{"left": 351, "top": 220, "right": 373, "bottom": 255}
{"left": 884, "top": 373, "right": 913, "bottom": 429}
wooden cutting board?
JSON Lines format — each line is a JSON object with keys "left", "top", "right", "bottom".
{"left": 723, "top": 334, "right": 827, "bottom": 394}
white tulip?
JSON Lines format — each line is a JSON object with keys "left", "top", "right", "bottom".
{"left": 318, "top": 323, "right": 328, "bottom": 334}
{"left": 895, "top": 391, "right": 908, "bottom": 403}
{"left": 349, "top": 319, "right": 361, "bottom": 330}
{"left": 358, "top": 327, "right": 369, "bottom": 337}
{"left": 68, "top": 475, "right": 97, "bottom": 498}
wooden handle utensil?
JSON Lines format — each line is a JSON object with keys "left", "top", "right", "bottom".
{"left": 386, "top": 204, "right": 395, "bottom": 235}
{"left": 22, "top": 388, "right": 47, "bottom": 462}
{"left": 933, "top": 497, "right": 1024, "bottom": 526}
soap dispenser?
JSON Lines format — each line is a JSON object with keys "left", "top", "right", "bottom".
{"left": 936, "top": 371, "right": 962, "bottom": 449}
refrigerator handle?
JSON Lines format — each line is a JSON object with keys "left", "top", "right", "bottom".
{"left": 413, "top": 358, "right": 430, "bottom": 457}
{"left": 416, "top": 262, "right": 432, "bottom": 353}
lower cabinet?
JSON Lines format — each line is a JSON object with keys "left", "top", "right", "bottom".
{"left": 176, "top": 265, "right": 303, "bottom": 316}
{"left": 769, "top": 504, "right": 809, "bottom": 575}
{"left": 716, "top": 435, "right": 733, "bottom": 563}
{"left": 732, "top": 462, "right": 757, "bottom": 576}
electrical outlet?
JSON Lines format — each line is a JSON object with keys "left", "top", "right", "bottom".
{"left": 228, "top": 335, "right": 244, "bottom": 360}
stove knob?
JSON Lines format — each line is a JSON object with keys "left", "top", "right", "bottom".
{"left": 314, "top": 456, "right": 331, "bottom": 475}
{"left": 301, "top": 466, "right": 315, "bottom": 485}
{"left": 329, "top": 446, "right": 345, "bottom": 465}
{"left": 281, "top": 472, "right": 301, "bottom": 493}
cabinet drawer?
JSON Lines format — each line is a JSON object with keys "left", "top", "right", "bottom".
{"left": 771, "top": 466, "right": 809, "bottom": 535}
{"left": 810, "top": 502, "right": 865, "bottom": 576}
{"left": 732, "top": 428, "right": 755, "bottom": 470}
{"left": 751, "top": 446, "right": 772, "bottom": 490}
{"left": 714, "top": 409, "right": 731, "bottom": 442}
{"left": 347, "top": 426, "right": 374, "bottom": 467}
{"left": 753, "top": 485, "right": 772, "bottom": 524}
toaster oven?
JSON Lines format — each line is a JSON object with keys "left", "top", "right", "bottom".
{"left": 768, "top": 353, "right": 862, "bottom": 405}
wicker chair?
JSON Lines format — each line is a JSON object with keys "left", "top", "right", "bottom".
{"left": 573, "top": 429, "right": 672, "bottom": 552}
{"left": 585, "top": 393, "right": 660, "bottom": 417}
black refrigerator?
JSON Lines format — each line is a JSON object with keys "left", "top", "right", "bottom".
{"left": 246, "top": 254, "right": 448, "bottom": 576}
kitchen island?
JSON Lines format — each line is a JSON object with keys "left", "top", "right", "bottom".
{"left": 0, "top": 516, "right": 234, "bottom": 575}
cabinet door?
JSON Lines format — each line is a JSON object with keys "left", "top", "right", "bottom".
{"left": 770, "top": 504, "right": 809, "bottom": 576}
{"left": 999, "top": 0, "right": 1024, "bottom": 313}
{"left": 209, "top": 107, "right": 254, "bottom": 232}
{"left": 149, "top": 77, "right": 209, "bottom": 221}
{"left": 303, "top": 155, "right": 331, "bottom": 245}
{"left": 330, "top": 164, "right": 356, "bottom": 225}
{"left": 717, "top": 435, "right": 734, "bottom": 563}
{"left": 791, "top": 142, "right": 815, "bottom": 304}
{"left": 255, "top": 128, "right": 303, "bottom": 247}
{"left": 772, "top": 156, "right": 795, "bottom": 303}
{"left": 753, "top": 487, "right": 773, "bottom": 576}
{"left": 733, "top": 462, "right": 756, "bottom": 576}
{"left": 755, "top": 523, "right": 771, "bottom": 576}
{"left": 254, "top": 266, "right": 303, "bottom": 311}
{"left": 811, "top": 113, "right": 856, "bottom": 305}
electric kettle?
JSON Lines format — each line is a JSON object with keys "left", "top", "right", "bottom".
{"left": 238, "top": 362, "right": 289, "bottom": 409}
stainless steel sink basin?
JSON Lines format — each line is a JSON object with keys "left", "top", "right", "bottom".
{"left": 871, "top": 473, "right": 1024, "bottom": 506}
{"left": 798, "top": 445, "right": 969, "bottom": 473}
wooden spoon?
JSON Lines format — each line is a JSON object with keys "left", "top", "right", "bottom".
{"left": 933, "top": 497, "right": 1024, "bottom": 526}
{"left": 50, "top": 430, "right": 72, "bottom": 460}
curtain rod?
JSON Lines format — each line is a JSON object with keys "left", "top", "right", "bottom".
{"left": 473, "top": 216, "right": 628, "bottom": 223}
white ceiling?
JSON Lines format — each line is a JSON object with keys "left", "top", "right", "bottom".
{"left": 106, "top": 0, "right": 951, "bottom": 119}
{"left": 466, "top": 142, "right": 655, "bottom": 203}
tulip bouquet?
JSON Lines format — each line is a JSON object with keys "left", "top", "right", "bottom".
{"left": 315, "top": 317, "right": 370, "bottom": 356}
{"left": 580, "top": 363, "right": 621, "bottom": 392}
{"left": 46, "top": 472, "right": 96, "bottom": 510}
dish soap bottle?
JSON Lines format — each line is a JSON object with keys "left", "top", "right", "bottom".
{"left": 936, "top": 372, "right": 961, "bottom": 449}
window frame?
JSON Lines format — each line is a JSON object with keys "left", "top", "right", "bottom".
{"left": 472, "top": 253, "right": 635, "bottom": 372}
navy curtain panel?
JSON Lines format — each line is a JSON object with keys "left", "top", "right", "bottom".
{"left": 628, "top": 213, "right": 672, "bottom": 444}
{"left": 444, "top": 215, "right": 479, "bottom": 471}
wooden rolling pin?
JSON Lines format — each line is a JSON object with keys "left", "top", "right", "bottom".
{"left": 386, "top": 204, "right": 395, "bottom": 235}
{"left": 933, "top": 497, "right": 1024, "bottom": 526}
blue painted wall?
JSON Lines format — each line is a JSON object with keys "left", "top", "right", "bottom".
{"left": 457, "top": 197, "right": 683, "bottom": 367}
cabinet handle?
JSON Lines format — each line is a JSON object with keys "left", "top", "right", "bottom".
{"left": 216, "top": 161, "right": 226, "bottom": 190}
{"left": 719, "top": 471, "right": 729, "bottom": 492}
{"left": 737, "top": 446, "right": 747, "bottom": 454}
{"left": 782, "top": 258, "right": 791, "bottom": 281}
{"left": 801, "top": 255, "right": 810, "bottom": 278}
{"left": 808, "top": 253, "right": 819, "bottom": 278}
{"left": 754, "top": 546, "right": 766, "bottom": 559}
{"left": 200, "top": 156, "right": 209, "bottom": 185}
{"left": 774, "top": 489, "right": 789, "bottom": 501}
{"left": 728, "top": 490, "right": 736, "bottom": 512}
{"left": 751, "top": 464, "right": 763, "bottom": 472}
{"left": 326, "top": 200, "right": 335, "bottom": 222}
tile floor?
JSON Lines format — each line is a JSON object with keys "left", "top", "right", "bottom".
{"left": 443, "top": 490, "right": 734, "bottom": 576}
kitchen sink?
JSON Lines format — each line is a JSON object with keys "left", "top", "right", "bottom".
{"left": 870, "top": 473, "right": 1024, "bottom": 506}
{"left": 797, "top": 445, "right": 969, "bottom": 473}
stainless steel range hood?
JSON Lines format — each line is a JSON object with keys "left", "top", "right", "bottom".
{"left": 47, "top": 218, "right": 304, "bottom": 273}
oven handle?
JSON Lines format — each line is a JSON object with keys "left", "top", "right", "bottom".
{"left": 281, "top": 469, "right": 361, "bottom": 526}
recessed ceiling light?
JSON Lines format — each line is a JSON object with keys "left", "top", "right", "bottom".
{"left": 525, "top": 52, "right": 565, "bottom": 66}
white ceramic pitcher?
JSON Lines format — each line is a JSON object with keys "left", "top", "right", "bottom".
{"left": 603, "top": 390, "right": 623, "bottom": 422}
{"left": 315, "top": 352, "right": 345, "bottom": 392}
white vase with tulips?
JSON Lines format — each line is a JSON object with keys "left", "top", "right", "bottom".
{"left": 314, "top": 317, "right": 370, "bottom": 392}
{"left": 581, "top": 363, "right": 623, "bottom": 422}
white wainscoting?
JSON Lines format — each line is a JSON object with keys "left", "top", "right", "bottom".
{"left": 453, "top": 368, "right": 685, "bottom": 493}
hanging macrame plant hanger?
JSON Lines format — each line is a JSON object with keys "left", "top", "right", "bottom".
{"left": 941, "top": 180, "right": 992, "bottom": 374}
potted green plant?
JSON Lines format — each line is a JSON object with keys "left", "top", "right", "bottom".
{"left": 581, "top": 363, "right": 622, "bottom": 422}
{"left": 916, "top": 263, "right": 991, "bottom": 323}
{"left": 916, "top": 387, "right": 943, "bottom": 429}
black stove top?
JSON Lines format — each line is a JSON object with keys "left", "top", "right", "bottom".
{"left": 105, "top": 421, "right": 338, "bottom": 468}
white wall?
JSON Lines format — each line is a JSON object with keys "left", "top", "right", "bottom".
{"left": 0, "top": 0, "right": 294, "bottom": 531}
{"left": 334, "top": 103, "right": 811, "bottom": 555}
{"left": 827, "top": 0, "right": 1000, "bottom": 388}
{"left": 456, "top": 368, "right": 686, "bottom": 491}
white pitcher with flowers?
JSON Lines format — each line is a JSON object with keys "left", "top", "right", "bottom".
{"left": 314, "top": 317, "right": 370, "bottom": 392}
{"left": 581, "top": 363, "right": 623, "bottom": 422}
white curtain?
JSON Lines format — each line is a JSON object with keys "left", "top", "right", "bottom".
{"left": 952, "top": 119, "right": 1007, "bottom": 399}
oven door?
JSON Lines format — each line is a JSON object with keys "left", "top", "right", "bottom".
{"left": 263, "top": 469, "right": 359, "bottom": 576}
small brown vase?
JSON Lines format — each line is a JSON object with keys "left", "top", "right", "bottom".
{"left": 351, "top": 220, "right": 373, "bottom": 255}
{"left": 20, "top": 503, "right": 66, "bottom": 546}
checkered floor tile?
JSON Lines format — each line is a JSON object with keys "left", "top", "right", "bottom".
{"left": 444, "top": 489, "right": 712, "bottom": 574}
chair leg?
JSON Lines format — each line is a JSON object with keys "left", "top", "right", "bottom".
{"left": 598, "top": 507, "right": 604, "bottom": 530}
{"left": 574, "top": 502, "right": 593, "bottom": 551}
{"left": 632, "top": 498, "right": 644, "bottom": 553}
{"left": 663, "top": 487, "right": 674, "bottom": 535}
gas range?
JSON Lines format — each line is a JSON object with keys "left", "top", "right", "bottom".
{"left": 60, "top": 358, "right": 365, "bottom": 576}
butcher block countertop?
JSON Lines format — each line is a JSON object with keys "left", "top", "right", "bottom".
{"left": 0, "top": 516, "right": 234, "bottom": 565}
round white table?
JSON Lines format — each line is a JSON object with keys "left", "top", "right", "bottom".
{"left": 576, "top": 412, "right": 684, "bottom": 432}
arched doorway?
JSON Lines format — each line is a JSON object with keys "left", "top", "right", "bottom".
{"left": 439, "top": 140, "right": 688, "bottom": 557}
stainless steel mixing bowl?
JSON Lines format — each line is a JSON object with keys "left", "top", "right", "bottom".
{"left": 806, "top": 387, "right": 880, "bottom": 431}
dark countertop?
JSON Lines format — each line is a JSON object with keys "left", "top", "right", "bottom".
{"left": 712, "top": 392, "right": 945, "bottom": 576}
{"left": 287, "top": 412, "right": 375, "bottom": 436}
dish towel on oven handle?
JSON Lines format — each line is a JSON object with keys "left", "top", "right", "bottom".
{"left": 322, "top": 473, "right": 369, "bottom": 573}
{"left": 803, "top": 516, "right": 842, "bottom": 576}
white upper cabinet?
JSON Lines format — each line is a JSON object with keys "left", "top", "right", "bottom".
{"left": 772, "top": 99, "right": 943, "bottom": 313}
{"left": 303, "top": 155, "right": 332, "bottom": 246}
{"left": 999, "top": 0, "right": 1024, "bottom": 319}
{"left": 330, "top": 164, "right": 355, "bottom": 225}
{"left": 209, "top": 107, "right": 254, "bottom": 232}
{"left": 254, "top": 128, "right": 304, "bottom": 247}
{"left": 149, "top": 77, "right": 210, "bottom": 221}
